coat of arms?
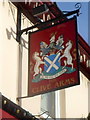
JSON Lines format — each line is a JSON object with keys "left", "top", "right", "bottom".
{"left": 32, "top": 33, "right": 76, "bottom": 82}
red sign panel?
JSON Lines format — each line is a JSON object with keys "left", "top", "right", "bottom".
{"left": 28, "top": 17, "right": 80, "bottom": 96}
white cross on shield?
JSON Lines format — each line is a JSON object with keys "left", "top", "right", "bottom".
{"left": 44, "top": 53, "right": 60, "bottom": 73}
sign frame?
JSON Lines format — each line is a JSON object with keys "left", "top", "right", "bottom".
{"left": 28, "top": 16, "right": 80, "bottom": 97}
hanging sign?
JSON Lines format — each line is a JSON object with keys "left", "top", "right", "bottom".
{"left": 28, "top": 17, "right": 80, "bottom": 96}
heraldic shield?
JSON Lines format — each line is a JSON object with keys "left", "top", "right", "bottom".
{"left": 44, "top": 54, "right": 60, "bottom": 74}
{"left": 28, "top": 17, "right": 80, "bottom": 97}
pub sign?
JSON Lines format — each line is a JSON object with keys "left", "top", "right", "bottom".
{"left": 28, "top": 17, "right": 80, "bottom": 96}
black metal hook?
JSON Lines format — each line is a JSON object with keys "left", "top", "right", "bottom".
{"left": 75, "top": 2, "right": 82, "bottom": 10}
{"left": 75, "top": 2, "right": 82, "bottom": 16}
{"left": 62, "top": 2, "right": 82, "bottom": 17}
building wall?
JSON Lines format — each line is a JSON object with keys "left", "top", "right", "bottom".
{"left": 65, "top": 72, "right": 89, "bottom": 118}
{"left": 0, "top": 1, "right": 18, "bottom": 102}
{"left": 0, "top": 1, "right": 90, "bottom": 118}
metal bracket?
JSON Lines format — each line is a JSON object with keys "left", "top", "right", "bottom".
{"left": 63, "top": 3, "right": 82, "bottom": 16}
{"left": 16, "top": 3, "right": 81, "bottom": 43}
{"left": 16, "top": 7, "right": 21, "bottom": 43}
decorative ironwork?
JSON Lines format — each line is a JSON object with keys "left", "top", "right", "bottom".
{"left": 75, "top": 3, "right": 82, "bottom": 10}
{"left": 19, "top": 9, "right": 80, "bottom": 36}
{"left": 75, "top": 3, "right": 82, "bottom": 16}
{"left": 15, "top": 2, "right": 81, "bottom": 42}
{"left": 62, "top": 2, "right": 82, "bottom": 16}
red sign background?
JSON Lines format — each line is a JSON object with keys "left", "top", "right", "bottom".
{"left": 28, "top": 17, "right": 80, "bottom": 96}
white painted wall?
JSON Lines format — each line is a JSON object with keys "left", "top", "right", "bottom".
{"left": 65, "top": 72, "right": 89, "bottom": 118}
{"left": 0, "top": 1, "right": 18, "bottom": 102}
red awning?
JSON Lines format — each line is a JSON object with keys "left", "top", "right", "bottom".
{"left": 1, "top": 95, "right": 39, "bottom": 120}
{"left": 0, "top": 109, "right": 18, "bottom": 119}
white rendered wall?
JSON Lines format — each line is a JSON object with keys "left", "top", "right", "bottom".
{"left": 65, "top": 72, "right": 89, "bottom": 118}
{"left": 0, "top": 1, "right": 18, "bottom": 103}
